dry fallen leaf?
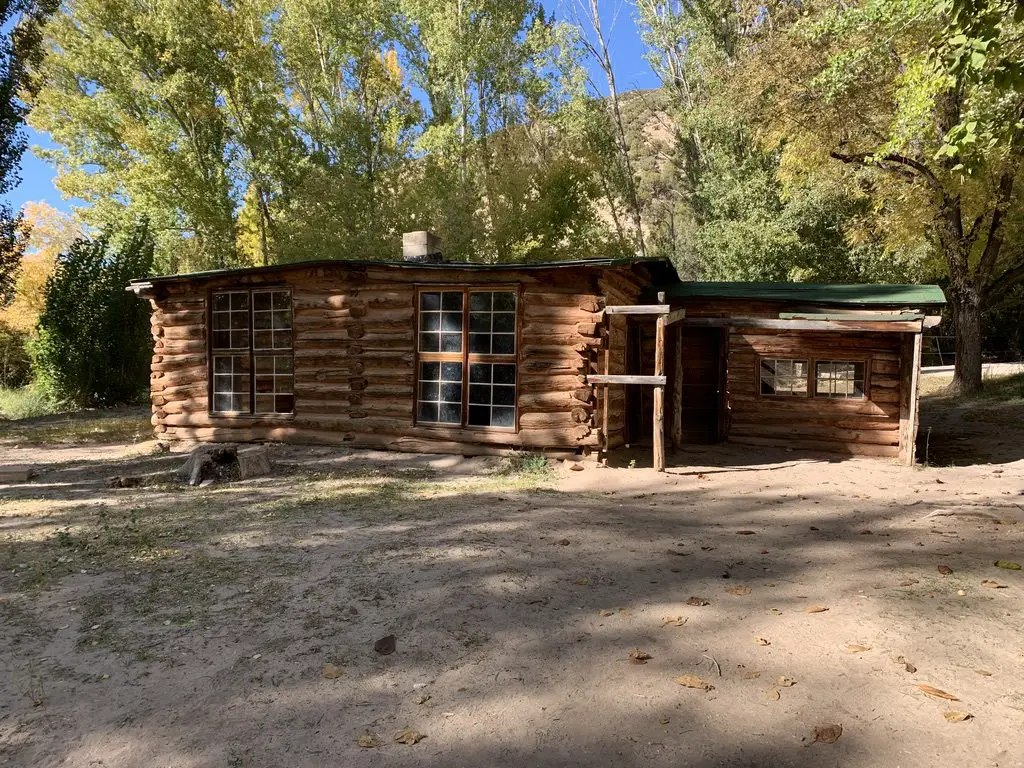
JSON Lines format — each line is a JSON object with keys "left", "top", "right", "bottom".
{"left": 777, "top": 676, "right": 796, "bottom": 687}
{"left": 599, "top": 609, "right": 614, "bottom": 617}
{"left": 573, "top": 578, "right": 590, "bottom": 586}
{"left": 357, "top": 732, "right": 382, "bottom": 748}
{"left": 975, "top": 669, "right": 993, "bottom": 677}
{"left": 686, "top": 596, "right": 710, "bottom": 606}
{"left": 659, "top": 716, "right": 670, "bottom": 725}
{"left": 764, "top": 689, "right": 780, "bottom": 701}
{"left": 726, "top": 585, "right": 751, "bottom": 596}
{"left": 803, "top": 605, "right": 829, "bottom": 614}
{"left": 661, "top": 615, "right": 688, "bottom": 627}
{"left": 811, "top": 723, "right": 843, "bottom": 744}
{"left": 846, "top": 644, "right": 872, "bottom": 653}
{"left": 905, "top": 662, "right": 918, "bottom": 673}
{"left": 736, "top": 530, "right": 756, "bottom": 535}
{"left": 938, "top": 565, "right": 954, "bottom": 576}
{"left": 676, "top": 674, "right": 714, "bottom": 691}
{"left": 918, "top": 684, "right": 960, "bottom": 701}
{"left": 743, "top": 670, "right": 762, "bottom": 679}
{"left": 943, "top": 711, "right": 972, "bottom": 722}
{"left": 394, "top": 728, "right": 425, "bottom": 745}
{"left": 982, "top": 579, "right": 1007, "bottom": 588}
{"left": 755, "top": 637, "right": 771, "bottom": 646}
{"left": 994, "top": 560, "right": 1021, "bottom": 570}
{"left": 629, "top": 648, "right": 652, "bottom": 664}
{"left": 767, "top": 607, "right": 783, "bottom": 616}
{"left": 322, "top": 663, "right": 343, "bottom": 679}
{"left": 897, "top": 579, "right": 919, "bottom": 587}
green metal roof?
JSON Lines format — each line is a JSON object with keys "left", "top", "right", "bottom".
{"left": 659, "top": 282, "right": 946, "bottom": 307}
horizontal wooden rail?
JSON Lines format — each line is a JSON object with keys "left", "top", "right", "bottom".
{"left": 605, "top": 305, "right": 670, "bottom": 315}
{"left": 588, "top": 374, "right": 667, "bottom": 386}
{"left": 681, "top": 317, "right": 923, "bottom": 333}
{"left": 665, "top": 308, "right": 686, "bottom": 325}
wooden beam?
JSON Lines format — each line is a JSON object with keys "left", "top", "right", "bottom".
{"left": 671, "top": 325, "right": 683, "bottom": 449}
{"left": 898, "top": 331, "right": 924, "bottom": 466}
{"left": 589, "top": 374, "right": 667, "bottom": 386}
{"left": 605, "top": 304, "right": 670, "bottom": 315}
{"left": 665, "top": 308, "right": 686, "bottom": 325}
{"left": 654, "top": 313, "right": 666, "bottom": 472}
{"left": 602, "top": 312, "right": 610, "bottom": 462}
{"left": 680, "top": 317, "right": 924, "bottom": 333}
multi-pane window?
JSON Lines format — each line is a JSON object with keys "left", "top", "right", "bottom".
{"left": 416, "top": 288, "right": 518, "bottom": 429}
{"left": 211, "top": 289, "right": 294, "bottom": 415}
{"left": 759, "top": 358, "right": 809, "bottom": 396}
{"left": 468, "top": 363, "right": 516, "bottom": 427}
{"left": 815, "top": 361, "right": 866, "bottom": 399}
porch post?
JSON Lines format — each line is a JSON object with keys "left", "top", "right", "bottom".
{"left": 654, "top": 293, "right": 666, "bottom": 472}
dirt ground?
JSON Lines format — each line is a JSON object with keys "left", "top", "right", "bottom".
{"left": 1, "top": 402, "right": 1023, "bottom": 768}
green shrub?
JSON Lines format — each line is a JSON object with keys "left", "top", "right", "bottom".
{"left": 31, "top": 223, "right": 154, "bottom": 407}
{"left": 0, "top": 323, "right": 31, "bottom": 388}
{"left": 0, "top": 384, "right": 56, "bottom": 420}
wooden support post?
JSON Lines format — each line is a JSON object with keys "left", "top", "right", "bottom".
{"left": 671, "top": 325, "right": 683, "bottom": 449}
{"left": 602, "top": 312, "right": 610, "bottom": 464}
{"left": 654, "top": 310, "right": 666, "bottom": 472}
{"left": 898, "top": 331, "right": 924, "bottom": 466}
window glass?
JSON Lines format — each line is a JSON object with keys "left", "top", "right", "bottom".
{"left": 210, "top": 290, "right": 293, "bottom": 414}
{"left": 416, "top": 289, "right": 518, "bottom": 429}
{"left": 417, "top": 361, "right": 463, "bottom": 424}
{"left": 211, "top": 291, "right": 250, "bottom": 350}
{"left": 468, "top": 291, "right": 516, "bottom": 356}
{"left": 815, "top": 361, "right": 866, "bottom": 399}
{"left": 419, "top": 291, "right": 463, "bottom": 353}
{"left": 760, "top": 358, "right": 809, "bottom": 396}
{"left": 212, "top": 354, "right": 251, "bottom": 413}
{"left": 467, "top": 363, "right": 517, "bottom": 427}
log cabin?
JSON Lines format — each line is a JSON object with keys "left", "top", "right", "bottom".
{"left": 128, "top": 232, "right": 945, "bottom": 468}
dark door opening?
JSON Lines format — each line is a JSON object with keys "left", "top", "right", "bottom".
{"left": 679, "top": 327, "right": 723, "bottom": 444}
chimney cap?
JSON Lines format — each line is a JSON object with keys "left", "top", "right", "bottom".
{"left": 403, "top": 230, "right": 443, "bottom": 263}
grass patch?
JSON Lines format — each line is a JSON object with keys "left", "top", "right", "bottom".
{"left": 0, "top": 408, "right": 151, "bottom": 445}
{"left": 494, "top": 451, "right": 553, "bottom": 478}
{"left": 921, "top": 370, "right": 1024, "bottom": 403}
{"left": 0, "top": 385, "right": 57, "bottom": 420}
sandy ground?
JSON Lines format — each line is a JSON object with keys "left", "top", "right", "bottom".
{"left": 1, "top": 406, "right": 1023, "bottom": 767}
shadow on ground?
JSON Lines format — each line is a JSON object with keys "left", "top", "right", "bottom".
{"left": 1, "top": 439, "right": 1023, "bottom": 768}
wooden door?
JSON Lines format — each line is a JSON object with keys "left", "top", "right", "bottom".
{"left": 679, "top": 327, "right": 722, "bottom": 444}
{"left": 624, "top": 322, "right": 645, "bottom": 444}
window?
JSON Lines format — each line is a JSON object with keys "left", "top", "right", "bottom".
{"left": 760, "top": 358, "right": 809, "bottom": 396}
{"left": 815, "top": 360, "right": 866, "bottom": 399}
{"left": 211, "top": 289, "right": 294, "bottom": 415}
{"left": 416, "top": 289, "right": 518, "bottom": 429}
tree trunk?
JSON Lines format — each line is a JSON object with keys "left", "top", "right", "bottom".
{"left": 949, "top": 283, "right": 983, "bottom": 395}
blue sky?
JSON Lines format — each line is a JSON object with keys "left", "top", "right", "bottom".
{"left": 5, "top": 0, "right": 658, "bottom": 215}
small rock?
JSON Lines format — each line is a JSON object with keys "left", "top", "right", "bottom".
{"left": 374, "top": 635, "right": 396, "bottom": 655}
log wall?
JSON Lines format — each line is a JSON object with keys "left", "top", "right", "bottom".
{"left": 725, "top": 328, "right": 905, "bottom": 458}
{"left": 146, "top": 262, "right": 653, "bottom": 456}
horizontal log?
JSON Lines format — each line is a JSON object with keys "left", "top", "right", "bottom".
{"left": 729, "top": 424, "right": 899, "bottom": 446}
{"left": 605, "top": 304, "right": 669, "bottom": 315}
{"left": 589, "top": 374, "right": 666, "bottom": 386}
{"left": 727, "top": 435, "right": 899, "bottom": 458}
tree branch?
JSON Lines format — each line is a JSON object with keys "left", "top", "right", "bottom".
{"left": 983, "top": 257, "right": 1024, "bottom": 302}
{"left": 829, "top": 150, "right": 941, "bottom": 189}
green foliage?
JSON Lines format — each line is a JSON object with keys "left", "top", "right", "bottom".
{"left": 0, "top": 320, "right": 30, "bottom": 387}
{"left": 31, "top": 222, "right": 154, "bottom": 408}
{"left": 0, "top": 382, "right": 54, "bottom": 419}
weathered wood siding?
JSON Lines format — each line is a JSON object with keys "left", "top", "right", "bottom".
{"left": 668, "top": 296, "right": 919, "bottom": 458}
{"left": 148, "top": 262, "right": 652, "bottom": 456}
{"left": 725, "top": 329, "right": 904, "bottom": 457}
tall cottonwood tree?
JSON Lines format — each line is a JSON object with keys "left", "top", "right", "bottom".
{"left": 724, "top": 0, "right": 1024, "bottom": 394}
{"left": 0, "top": 0, "right": 54, "bottom": 304}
